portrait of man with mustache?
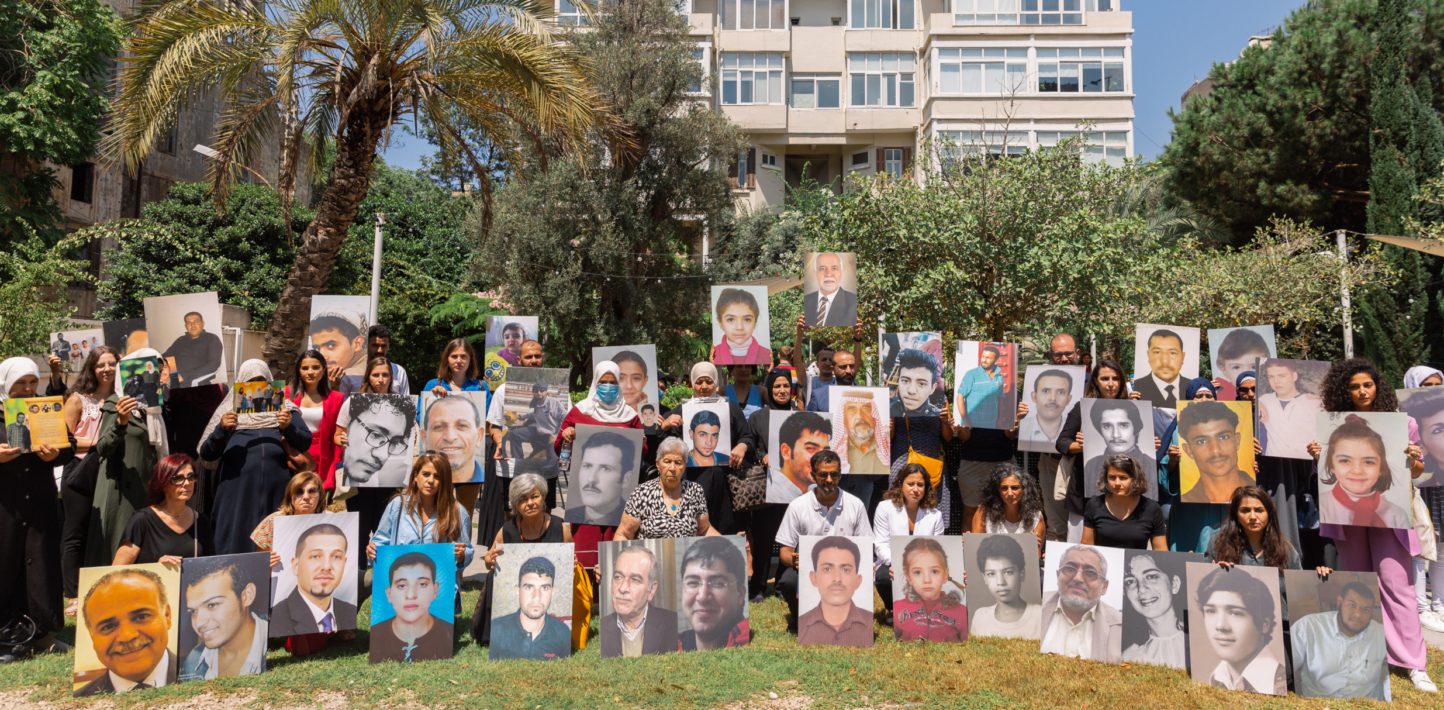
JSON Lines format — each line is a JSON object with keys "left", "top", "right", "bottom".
{"left": 798, "top": 535, "right": 874, "bottom": 647}
{"left": 74, "top": 567, "right": 178, "bottom": 696}
{"left": 1040, "top": 543, "right": 1122, "bottom": 663}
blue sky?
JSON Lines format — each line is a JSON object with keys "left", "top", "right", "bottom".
{"left": 381, "top": 1, "right": 1306, "bottom": 170}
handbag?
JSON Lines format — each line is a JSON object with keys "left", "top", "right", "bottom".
{"left": 903, "top": 416, "right": 944, "bottom": 487}
{"left": 728, "top": 462, "right": 768, "bottom": 512}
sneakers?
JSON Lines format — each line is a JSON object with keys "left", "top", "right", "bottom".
{"left": 1420, "top": 610, "right": 1444, "bottom": 634}
{"left": 1409, "top": 668, "right": 1439, "bottom": 693}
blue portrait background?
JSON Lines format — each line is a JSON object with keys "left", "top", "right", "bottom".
{"left": 370, "top": 543, "right": 456, "bottom": 625}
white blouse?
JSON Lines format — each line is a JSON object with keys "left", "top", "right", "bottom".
{"left": 871, "top": 501, "right": 946, "bottom": 566}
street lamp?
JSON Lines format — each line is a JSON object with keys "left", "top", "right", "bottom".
{"left": 192, "top": 144, "right": 273, "bottom": 187}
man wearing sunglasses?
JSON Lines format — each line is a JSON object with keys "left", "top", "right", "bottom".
{"left": 1040, "top": 544, "right": 1121, "bottom": 663}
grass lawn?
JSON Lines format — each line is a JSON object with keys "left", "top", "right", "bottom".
{"left": 3, "top": 591, "right": 1439, "bottom": 709}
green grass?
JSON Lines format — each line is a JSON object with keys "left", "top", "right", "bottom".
{"left": 3, "top": 592, "right": 1441, "bottom": 709}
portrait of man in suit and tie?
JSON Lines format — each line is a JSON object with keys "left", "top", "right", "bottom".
{"left": 1132, "top": 324, "right": 1200, "bottom": 410}
{"left": 270, "top": 520, "right": 358, "bottom": 637}
{"left": 73, "top": 566, "right": 179, "bottom": 697}
{"left": 802, "top": 252, "right": 858, "bottom": 327}
{"left": 600, "top": 542, "right": 679, "bottom": 658}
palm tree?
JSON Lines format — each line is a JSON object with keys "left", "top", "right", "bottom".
{"left": 104, "top": 0, "right": 609, "bottom": 368}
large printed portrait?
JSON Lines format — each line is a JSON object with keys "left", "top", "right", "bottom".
{"left": 1132, "top": 323, "right": 1201, "bottom": 409}
{"left": 880, "top": 331, "right": 947, "bottom": 417}
{"left": 681, "top": 399, "right": 732, "bottom": 468}
{"left": 889, "top": 536, "right": 966, "bottom": 643}
{"left": 1398, "top": 386, "right": 1444, "bottom": 487}
{"left": 797, "top": 535, "right": 874, "bottom": 647}
{"left": 483, "top": 315, "right": 539, "bottom": 388}
{"left": 953, "top": 341, "right": 1017, "bottom": 430}
{"left": 1018, "top": 365, "right": 1085, "bottom": 454}
{"left": 1255, "top": 358, "right": 1328, "bottom": 460}
{"left": 269, "top": 512, "right": 360, "bottom": 637}
{"left": 73, "top": 563, "right": 181, "bottom": 696}
{"left": 563, "top": 425, "right": 643, "bottom": 526}
{"left": 1185, "top": 562, "right": 1287, "bottom": 696}
{"left": 1283, "top": 570, "right": 1389, "bottom": 700}
{"left": 1119, "top": 550, "right": 1200, "bottom": 670}
{"left": 766, "top": 410, "right": 832, "bottom": 505}
{"left": 710, "top": 285, "right": 773, "bottom": 366}
{"left": 598, "top": 539, "right": 678, "bottom": 658}
{"left": 369, "top": 543, "right": 456, "bottom": 664}
{"left": 801, "top": 251, "right": 858, "bottom": 327}
{"left": 1177, "top": 400, "right": 1255, "bottom": 504}
{"left": 307, "top": 295, "right": 370, "bottom": 378}
{"left": 420, "top": 391, "right": 488, "bottom": 485}
{"left": 1081, "top": 398, "right": 1157, "bottom": 499}
{"left": 827, "top": 386, "right": 891, "bottom": 475}
{"left": 1040, "top": 542, "right": 1124, "bottom": 663}
{"left": 593, "top": 344, "right": 659, "bottom": 414}
{"left": 1207, "top": 326, "right": 1276, "bottom": 400}
{"left": 963, "top": 533, "right": 1043, "bottom": 641}
{"left": 1315, "top": 411, "right": 1412, "bottom": 529}
{"left": 676, "top": 536, "right": 751, "bottom": 652}
{"left": 178, "top": 553, "right": 270, "bottom": 681}
{"left": 488, "top": 542, "right": 573, "bottom": 661}
{"left": 499, "top": 367, "right": 570, "bottom": 475}
{"left": 144, "top": 291, "right": 227, "bottom": 389}
{"left": 343, "top": 394, "right": 417, "bottom": 488}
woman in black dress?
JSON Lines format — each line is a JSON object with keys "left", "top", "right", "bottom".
{"left": 112, "top": 453, "right": 213, "bottom": 565}
{"left": 472, "top": 473, "right": 571, "bottom": 644}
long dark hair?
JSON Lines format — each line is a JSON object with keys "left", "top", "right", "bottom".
{"left": 1085, "top": 357, "right": 1130, "bottom": 399}
{"left": 980, "top": 462, "right": 1044, "bottom": 529}
{"left": 74, "top": 345, "right": 120, "bottom": 397}
{"left": 435, "top": 338, "right": 479, "bottom": 383}
{"left": 288, "top": 348, "right": 331, "bottom": 398}
{"left": 1208, "top": 485, "right": 1293, "bottom": 569}
{"left": 1322, "top": 358, "right": 1398, "bottom": 413}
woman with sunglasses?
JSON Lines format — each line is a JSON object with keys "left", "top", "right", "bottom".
{"left": 112, "top": 454, "right": 212, "bottom": 566}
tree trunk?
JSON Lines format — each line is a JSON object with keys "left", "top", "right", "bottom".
{"left": 261, "top": 110, "right": 385, "bottom": 371}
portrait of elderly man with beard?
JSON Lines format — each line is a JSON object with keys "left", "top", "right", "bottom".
{"left": 833, "top": 389, "right": 889, "bottom": 475}
{"left": 74, "top": 567, "right": 178, "bottom": 696}
{"left": 1083, "top": 399, "right": 1155, "bottom": 498}
{"left": 803, "top": 252, "right": 857, "bottom": 327}
{"left": 678, "top": 537, "right": 751, "bottom": 650}
{"left": 1040, "top": 543, "right": 1122, "bottom": 663}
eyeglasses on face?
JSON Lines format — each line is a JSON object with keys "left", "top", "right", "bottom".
{"left": 359, "top": 421, "right": 409, "bottom": 455}
{"left": 1058, "top": 563, "right": 1102, "bottom": 582}
{"left": 169, "top": 474, "right": 198, "bottom": 484}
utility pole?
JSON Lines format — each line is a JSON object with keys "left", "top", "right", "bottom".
{"left": 370, "top": 213, "right": 386, "bottom": 325}
{"left": 1337, "top": 229, "right": 1354, "bottom": 358}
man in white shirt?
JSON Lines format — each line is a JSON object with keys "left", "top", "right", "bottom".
{"left": 1019, "top": 369, "right": 1075, "bottom": 452}
{"left": 1291, "top": 581, "right": 1389, "bottom": 700}
{"left": 1040, "top": 545, "right": 1121, "bottom": 663}
{"left": 775, "top": 450, "right": 870, "bottom": 633}
{"left": 75, "top": 568, "right": 177, "bottom": 696}
{"left": 180, "top": 558, "right": 267, "bottom": 680}
{"left": 1257, "top": 359, "right": 1323, "bottom": 459}
{"left": 1195, "top": 565, "right": 1286, "bottom": 695}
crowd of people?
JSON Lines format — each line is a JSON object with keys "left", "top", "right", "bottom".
{"left": 2, "top": 310, "right": 1443, "bottom": 697}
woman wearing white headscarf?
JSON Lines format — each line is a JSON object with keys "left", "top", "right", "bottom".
{"left": 86, "top": 348, "right": 166, "bottom": 568}
{"left": 199, "top": 359, "right": 312, "bottom": 555}
{"left": 0, "top": 357, "right": 74, "bottom": 659}
{"left": 1405, "top": 366, "right": 1444, "bottom": 389}
{"left": 654, "top": 361, "right": 748, "bottom": 536}
{"left": 553, "top": 361, "right": 642, "bottom": 571}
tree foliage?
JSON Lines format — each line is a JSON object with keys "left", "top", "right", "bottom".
{"left": 480, "top": 0, "right": 743, "bottom": 381}
{"left": 0, "top": 0, "right": 122, "bottom": 245}
{"left": 0, "top": 239, "right": 89, "bottom": 357}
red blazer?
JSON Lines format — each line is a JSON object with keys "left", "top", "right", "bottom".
{"left": 286, "top": 387, "right": 346, "bottom": 489}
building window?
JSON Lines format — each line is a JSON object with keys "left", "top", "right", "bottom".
{"left": 688, "top": 46, "right": 710, "bottom": 94}
{"left": 850, "top": 151, "right": 870, "bottom": 169}
{"left": 882, "top": 148, "right": 905, "bottom": 177}
{"left": 720, "top": 0, "right": 787, "bottom": 31}
{"left": 848, "top": 52, "right": 915, "bottom": 108}
{"left": 954, "top": 0, "right": 1085, "bottom": 26}
{"left": 937, "top": 130, "right": 1028, "bottom": 166}
{"left": 733, "top": 147, "right": 756, "bottom": 188}
{"left": 159, "top": 123, "right": 177, "bottom": 155}
{"left": 1037, "top": 130, "right": 1129, "bottom": 165}
{"left": 760, "top": 151, "right": 779, "bottom": 169}
{"left": 1036, "top": 47, "right": 1126, "bottom": 93}
{"left": 791, "top": 75, "right": 841, "bottom": 108}
{"left": 70, "top": 163, "right": 95, "bottom": 203}
{"left": 557, "top": 0, "right": 589, "bottom": 26}
{"left": 850, "top": 0, "right": 914, "bottom": 29}
{"left": 937, "top": 48, "right": 1027, "bottom": 95}
{"left": 721, "top": 53, "right": 784, "bottom": 105}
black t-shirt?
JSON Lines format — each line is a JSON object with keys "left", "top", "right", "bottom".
{"left": 956, "top": 427, "right": 1015, "bottom": 462}
{"left": 121, "top": 507, "right": 211, "bottom": 563}
{"left": 1083, "top": 495, "right": 1165, "bottom": 550}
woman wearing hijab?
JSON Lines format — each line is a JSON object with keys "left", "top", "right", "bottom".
{"left": 1405, "top": 366, "right": 1444, "bottom": 389}
{"left": 1158, "top": 378, "right": 1232, "bottom": 554}
{"left": 1401, "top": 365, "right": 1444, "bottom": 632}
{"left": 656, "top": 362, "right": 746, "bottom": 535}
{"left": 199, "top": 360, "right": 313, "bottom": 556}
{"left": 739, "top": 369, "right": 799, "bottom": 599}
{"left": 555, "top": 361, "right": 642, "bottom": 571}
{"left": 87, "top": 348, "right": 166, "bottom": 568}
{"left": 0, "top": 357, "right": 75, "bottom": 661}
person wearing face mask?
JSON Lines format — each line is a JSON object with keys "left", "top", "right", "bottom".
{"left": 0, "top": 357, "right": 76, "bottom": 662}
{"left": 657, "top": 362, "right": 748, "bottom": 536}
{"left": 555, "top": 361, "right": 642, "bottom": 572}
{"left": 739, "top": 369, "right": 800, "bottom": 599}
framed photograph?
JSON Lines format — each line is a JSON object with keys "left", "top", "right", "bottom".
{"left": 880, "top": 331, "right": 947, "bottom": 416}
{"left": 307, "top": 295, "right": 370, "bottom": 378}
{"left": 1185, "top": 561, "right": 1287, "bottom": 696}
{"left": 343, "top": 394, "right": 417, "bottom": 488}
{"left": 499, "top": 367, "right": 570, "bottom": 476}
{"left": 369, "top": 543, "right": 457, "bottom": 664}
{"left": 1040, "top": 542, "right": 1125, "bottom": 663}
{"left": 767, "top": 410, "right": 833, "bottom": 505}
{"left": 488, "top": 542, "right": 573, "bottom": 661}
{"left": 889, "top": 535, "right": 967, "bottom": 642}
{"left": 801, "top": 251, "right": 858, "bottom": 327}
{"left": 178, "top": 553, "right": 270, "bottom": 681}
{"left": 1255, "top": 358, "right": 1329, "bottom": 460}
{"left": 50, "top": 328, "right": 104, "bottom": 373}
{"left": 233, "top": 379, "right": 286, "bottom": 429}
{"left": 963, "top": 533, "right": 1042, "bottom": 641}
{"left": 420, "top": 392, "right": 488, "bottom": 485}
{"left": 593, "top": 344, "right": 659, "bottom": 415}
{"left": 103, "top": 318, "right": 148, "bottom": 358}
{"left": 144, "top": 292, "right": 226, "bottom": 389}
{"left": 1207, "top": 326, "right": 1276, "bottom": 400}
{"left": 269, "top": 512, "right": 360, "bottom": 637}
{"left": 709, "top": 285, "right": 772, "bottom": 366}
{"left": 1018, "top": 365, "right": 1086, "bottom": 453}
{"left": 827, "top": 386, "right": 891, "bottom": 475}
{"left": 1283, "top": 570, "right": 1389, "bottom": 700}
{"left": 1080, "top": 398, "right": 1157, "bottom": 499}
{"left": 681, "top": 399, "right": 732, "bottom": 468}
{"left": 73, "top": 563, "right": 181, "bottom": 696}
{"left": 797, "top": 535, "right": 874, "bottom": 647}
{"left": 1398, "top": 386, "right": 1444, "bottom": 487}
{"left": 597, "top": 539, "right": 678, "bottom": 658}
{"left": 1119, "top": 550, "right": 1201, "bottom": 669}
{"left": 563, "top": 425, "right": 643, "bottom": 525}
{"left": 676, "top": 535, "right": 751, "bottom": 652}
{"left": 483, "top": 315, "right": 539, "bottom": 388}
{"left": 117, "top": 355, "right": 165, "bottom": 408}
{"left": 1177, "top": 400, "right": 1255, "bottom": 504}
{"left": 1315, "top": 411, "right": 1412, "bottom": 529}
{"left": 3, "top": 396, "right": 68, "bottom": 452}
{"left": 1132, "top": 323, "right": 1201, "bottom": 409}
{"left": 953, "top": 341, "right": 1018, "bottom": 430}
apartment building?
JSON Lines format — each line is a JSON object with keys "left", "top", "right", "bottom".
{"left": 574, "top": 0, "right": 1133, "bottom": 212}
